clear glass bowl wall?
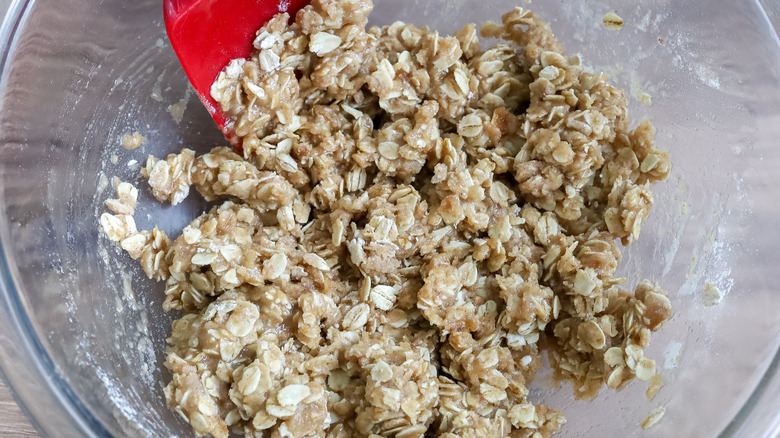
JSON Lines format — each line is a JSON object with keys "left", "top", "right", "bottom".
{"left": 1, "top": 0, "right": 779, "bottom": 437}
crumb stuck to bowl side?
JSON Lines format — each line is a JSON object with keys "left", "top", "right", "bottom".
{"left": 641, "top": 406, "right": 666, "bottom": 430}
{"left": 100, "top": 0, "right": 674, "bottom": 436}
{"left": 602, "top": 12, "right": 624, "bottom": 31}
{"left": 121, "top": 132, "right": 146, "bottom": 150}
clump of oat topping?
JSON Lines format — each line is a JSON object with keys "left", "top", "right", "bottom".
{"left": 101, "top": 0, "right": 672, "bottom": 436}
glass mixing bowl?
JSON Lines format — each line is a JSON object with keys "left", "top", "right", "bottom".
{"left": 1, "top": 0, "right": 780, "bottom": 436}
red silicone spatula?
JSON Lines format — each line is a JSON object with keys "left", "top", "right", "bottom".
{"left": 163, "top": 0, "right": 310, "bottom": 144}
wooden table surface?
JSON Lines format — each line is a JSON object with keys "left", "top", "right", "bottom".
{"left": 0, "top": 379, "right": 38, "bottom": 437}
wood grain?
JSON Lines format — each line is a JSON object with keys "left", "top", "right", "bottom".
{"left": 0, "top": 380, "right": 38, "bottom": 437}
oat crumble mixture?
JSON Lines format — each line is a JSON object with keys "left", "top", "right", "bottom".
{"left": 100, "top": 1, "right": 673, "bottom": 436}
